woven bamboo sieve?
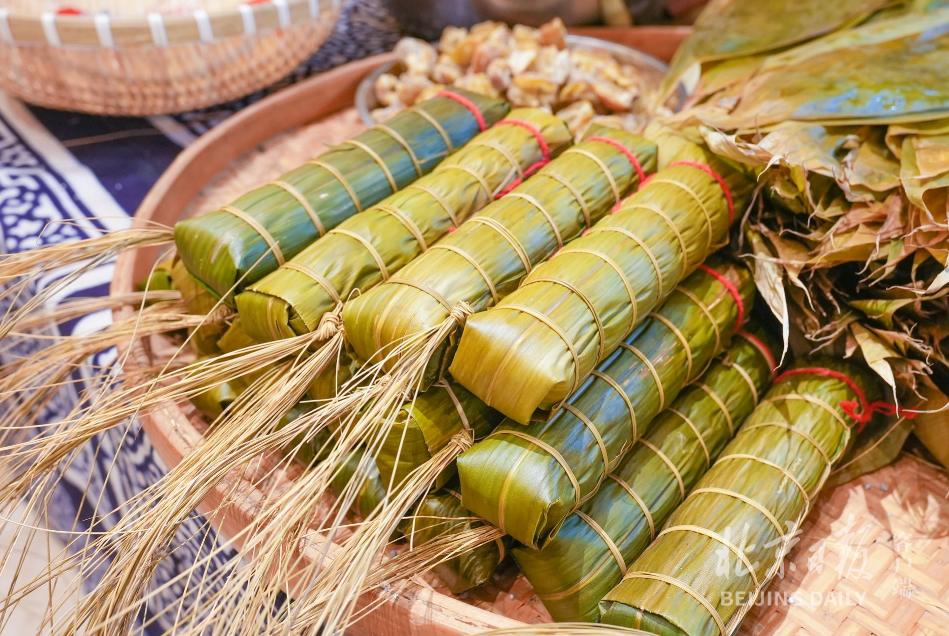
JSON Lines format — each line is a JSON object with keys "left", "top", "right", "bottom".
{"left": 0, "top": 0, "right": 340, "bottom": 115}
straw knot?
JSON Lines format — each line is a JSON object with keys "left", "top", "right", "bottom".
{"left": 315, "top": 304, "right": 344, "bottom": 340}
{"left": 450, "top": 428, "right": 475, "bottom": 452}
{"left": 450, "top": 301, "right": 474, "bottom": 327}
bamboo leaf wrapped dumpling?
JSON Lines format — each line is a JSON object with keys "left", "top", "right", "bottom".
{"left": 375, "top": 380, "right": 504, "bottom": 491}
{"left": 513, "top": 327, "right": 777, "bottom": 622}
{"left": 451, "top": 133, "right": 755, "bottom": 424}
{"left": 236, "top": 108, "right": 572, "bottom": 342}
{"left": 401, "top": 486, "right": 508, "bottom": 594}
{"left": 341, "top": 126, "right": 658, "bottom": 385}
{"left": 175, "top": 90, "right": 508, "bottom": 300}
{"left": 600, "top": 358, "right": 884, "bottom": 636}
{"left": 457, "top": 257, "right": 754, "bottom": 548}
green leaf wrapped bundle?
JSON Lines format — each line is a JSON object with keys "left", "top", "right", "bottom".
{"left": 401, "top": 487, "right": 507, "bottom": 594}
{"left": 457, "top": 257, "right": 754, "bottom": 548}
{"left": 329, "top": 447, "right": 388, "bottom": 520}
{"left": 513, "top": 327, "right": 777, "bottom": 622}
{"left": 236, "top": 108, "right": 572, "bottom": 343}
{"left": 342, "top": 126, "right": 658, "bottom": 385}
{"left": 170, "top": 258, "right": 231, "bottom": 354}
{"left": 600, "top": 358, "right": 883, "bottom": 636}
{"left": 451, "top": 139, "right": 754, "bottom": 424}
{"left": 375, "top": 380, "right": 504, "bottom": 491}
{"left": 190, "top": 367, "right": 248, "bottom": 420}
{"left": 175, "top": 90, "right": 508, "bottom": 300}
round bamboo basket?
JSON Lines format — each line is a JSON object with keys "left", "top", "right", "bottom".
{"left": 0, "top": 0, "right": 341, "bottom": 115}
{"left": 112, "top": 28, "right": 949, "bottom": 636}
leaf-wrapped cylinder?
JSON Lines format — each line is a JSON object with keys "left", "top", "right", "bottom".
{"left": 457, "top": 257, "right": 754, "bottom": 548}
{"left": 375, "top": 380, "right": 504, "bottom": 491}
{"left": 170, "top": 259, "right": 227, "bottom": 354}
{"left": 329, "top": 447, "right": 388, "bottom": 520}
{"left": 236, "top": 108, "right": 572, "bottom": 342}
{"left": 513, "top": 327, "right": 777, "bottom": 622}
{"left": 342, "top": 127, "right": 658, "bottom": 383}
{"left": 400, "top": 486, "right": 507, "bottom": 594}
{"left": 190, "top": 363, "right": 248, "bottom": 420}
{"left": 600, "top": 358, "right": 880, "bottom": 636}
{"left": 451, "top": 141, "right": 755, "bottom": 424}
{"left": 175, "top": 90, "right": 509, "bottom": 301}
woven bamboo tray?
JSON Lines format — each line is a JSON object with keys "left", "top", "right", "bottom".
{"left": 0, "top": 0, "right": 340, "bottom": 115}
{"left": 111, "top": 30, "right": 949, "bottom": 636}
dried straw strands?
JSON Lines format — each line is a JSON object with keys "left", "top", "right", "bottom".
{"left": 457, "top": 257, "right": 754, "bottom": 548}
{"left": 373, "top": 379, "right": 504, "bottom": 490}
{"left": 513, "top": 327, "right": 777, "bottom": 622}
{"left": 451, "top": 133, "right": 755, "bottom": 423}
{"left": 600, "top": 359, "right": 883, "bottom": 636}
{"left": 235, "top": 107, "right": 572, "bottom": 342}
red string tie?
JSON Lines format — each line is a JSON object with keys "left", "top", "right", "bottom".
{"left": 668, "top": 160, "right": 735, "bottom": 225}
{"left": 494, "top": 119, "right": 551, "bottom": 198}
{"left": 435, "top": 91, "right": 487, "bottom": 132}
{"left": 773, "top": 367, "right": 916, "bottom": 434}
{"left": 737, "top": 329, "right": 777, "bottom": 379}
{"left": 587, "top": 136, "right": 646, "bottom": 185}
{"left": 699, "top": 264, "right": 744, "bottom": 334}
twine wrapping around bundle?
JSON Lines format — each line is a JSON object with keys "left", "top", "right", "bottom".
{"left": 600, "top": 357, "right": 882, "bottom": 636}
{"left": 341, "top": 126, "right": 658, "bottom": 388}
{"left": 451, "top": 139, "right": 756, "bottom": 424}
{"left": 457, "top": 258, "right": 755, "bottom": 549}
{"left": 513, "top": 326, "right": 777, "bottom": 622}
{"left": 175, "top": 89, "right": 507, "bottom": 301}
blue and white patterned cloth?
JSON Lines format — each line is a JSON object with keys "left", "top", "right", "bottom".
{"left": 0, "top": 1, "right": 400, "bottom": 632}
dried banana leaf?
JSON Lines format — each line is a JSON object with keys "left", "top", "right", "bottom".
{"left": 698, "top": 10, "right": 949, "bottom": 129}
{"left": 375, "top": 380, "right": 503, "bottom": 490}
{"left": 662, "top": 0, "right": 891, "bottom": 101}
{"left": 401, "top": 486, "right": 507, "bottom": 594}
{"left": 908, "top": 380, "right": 949, "bottom": 470}
{"left": 236, "top": 108, "right": 572, "bottom": 342}
{"left": 457, "top": 257, "right": 754, "bottom": 548}
{"left": 342, "top": 126, "right": 658, "bottom": 384}
{"left": 452, "top": 134, "right": 754, "bottom": 423}
{"left": 600, "top": 358, "right": 882, "bottom": 636}
{"left": 175, "top": 90, "right": 508, "bottom": 301}
{"left": 513, "top": 327, "right": 777, "bottom": 622}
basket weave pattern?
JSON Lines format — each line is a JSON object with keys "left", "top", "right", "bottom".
{"left": 0, "top": 0, "right": 340, "bottom": 115}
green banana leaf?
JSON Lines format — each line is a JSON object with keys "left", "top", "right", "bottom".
{"left": 329, "top": 447, "right": 389, "bottom": 520}
{"left": 513, "top": 327, "right": 777, "bottom": 622}
{"left": 457, "top": 257, "right": 754, "bottom": 548}
{"left": 236, "top": 108, "right": 572, "bottom": 343}
{"left": 137, "top": 257, "right": 175, "bottom": 293}
{"left": 175, "top": 90, "right": 508, "bottom": 301}
{"left": 170, "top": 258, "right": 227, "bottom": 355}
{"left": 452, "top": 134, "right": 754, "bottom": 423}
{"left": 400, "top": 486, "right": 507, "bottom": 594}
{"left": 191, "top": 362, "right": 248, "bottom": 420}
{"left": 600, "top": 358, "right": 882, "bottom": 636}
{"left": 698, "top": 10, "right": 949, "bottom": 129}
{"left": 661, "top": 0, "right": 891, "bottom": 101}
{"left": 374, "top": 380, "right": 503, "bottom": 491}
{"left": 342, "top": 126, "right": 658, "bottom": 385}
